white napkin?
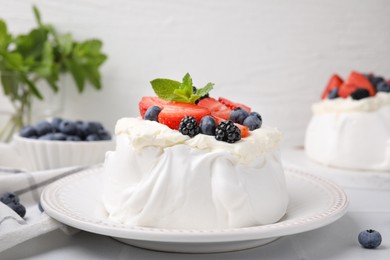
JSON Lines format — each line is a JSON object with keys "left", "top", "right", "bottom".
{"left": 0, "top": 166, "right": 88, "bottom": 252}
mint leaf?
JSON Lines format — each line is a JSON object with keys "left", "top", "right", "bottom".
{"left": 151, "top": 78, "right": 181, "bottom": 100}
{"left": 150, "top": 73, "right": 213, "bottom": 103}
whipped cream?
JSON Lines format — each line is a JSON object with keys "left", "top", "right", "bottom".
{"left": 115, "top": 117, "right": 283, "bottom": 164}
{"left": 103, "top": 118, "right": 288, "bottom": 229}
{"left": 305, "top": 101, "right": 390, "bottom": 171}
{"left": 312, "top": 92, "right": 390, "bottom": 115}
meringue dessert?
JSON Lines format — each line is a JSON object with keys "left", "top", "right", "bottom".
{"left": 305, "top": 71, "right": 390, "bottom": 171}
{"left": 102, "top": 74, "right": 288, "bottom": 229}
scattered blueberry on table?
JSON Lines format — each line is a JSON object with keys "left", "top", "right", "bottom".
{"left": 19, "top": 118, "right": 111, "bottom": 141}
{"left": 0, "top": 192, "right": 26, "bottom": 218}
{"left": 358, "top": 229, "right": 382, "bottom": 249}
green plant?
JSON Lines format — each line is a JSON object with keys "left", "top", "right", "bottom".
{"left": 0, "top": 6, "right": 107, "bottom": 142}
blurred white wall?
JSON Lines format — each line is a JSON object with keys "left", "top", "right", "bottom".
{"left": 1, "top": 0, "right": 390, "bottom": 146}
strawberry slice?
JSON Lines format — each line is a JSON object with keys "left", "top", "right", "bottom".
{"left": 338, "top": 83, "right": 359, "bottom": 98}
{"left": 213, "top": 116, "right": 250, "bottom": 138}
{"left": 197, "top": 98, "right": 231, "bottom": 120}
{"left": 158, "top": 102, "right": 211, "bottom": 130}
{"left": 139, "top": 97, "right": 168, "bottom": 118}
{"left": 345, "top": 71, "right": 375, "bottom": 96}
{"left": 321, "top": 74, "right": 344, "bottom": 99}
{"left": 218, "top": 97, "right": 251, "bottom": 113}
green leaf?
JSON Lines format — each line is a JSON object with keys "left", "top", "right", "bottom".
{"left": 66, "top": 60, "right": 85, "bottom": 92}
{"left": 58, "top": 33, "right": 73, "bottom": 56}
{"left": 0, "top": 72, "right": 19, "bottom": 97}
{"left": 0, "top": 19, "right": 12, "bottom": 50}
{"left": 20, "top": 74, "right": 43, "bottom": 100}
{"left": 150, "top": 73, "right": 214, "bottom": 103}
{"left": 1, "top": 52, "right": 25, "bottom": 71}
{"left": 150, "top": 78, "right": 181, "bottom": 100}
{"left": 83, "top": 64, "right": 102, "bottom": 89}
{"left": 14, "top": 28, "right": 48, "bottom": 59}
{"left": 33, "top": 5, "right": 43, "bottom": 27}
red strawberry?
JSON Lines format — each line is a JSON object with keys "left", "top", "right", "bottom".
{"left": 338, "top": 83, "right": 358, "bottom": 98}
{"left": 158, "top": 102, "right": 211, "bottom": 130}
{"left": 139, "top": 97, "right": 168, "bottom": 118}
{"left": 213, "top": 116, "right": 250, "bottom": 138}
{"left": 197, "top": 98, "right": 232, "bottom": 120}
{"left": 345, "top": 71, "right": 375, "bottom": 96}
{"left": 218, "top": 97, "right": 251, "bottom": 113}
{"left": 321, "top": 74, "right": 344, "bottom": 99}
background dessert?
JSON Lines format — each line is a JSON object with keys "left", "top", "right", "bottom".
{"left": 305, "top": 71, "right": 390, "bottom": 171}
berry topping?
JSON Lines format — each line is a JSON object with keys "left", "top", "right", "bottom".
{"left": 197, "top": 97, "right": 231, "bottom": 120}
{"left": 366, "top": 74, "right": 385, "bottom": 89}
{"left": 157, "top": 103, "right": 210, "bottom": 130}
{"left": 338, "top": 83, "right": 359, "bottom": 98}
{"left": 7, "top": 202, "right": 26, "bottom": 218}
{"left": 218, "top": 97, "right": 251, "bottom": 113}
{"left": 51, "top": 117, "right": 63, "bottom": 132}
{"left": 345, "top": 71, "right": 375, "bottom": 96}
{"left": 0, "top": 192, "right": 20, "bottom": 205}
{"left": 66, "top": 135, "right": 81, "bottom": 141}
{"left": 243, "top": 115, "right": 262, "bottom": 130}
{"left": 321, "top": 74, "right": 344, "bottom": 100}
{"left": 376, "top": 81, "right": 390, "bottom": 93}
{"left": 139, "top": 96, "right": 168, "bottom": 118}
{"left": 351, "top": 88, "right": 370, "bottom": 100}
{"left": 230, "top": 107, "right": 249, "bottom": 125}
{"left": 86, "top": 134, "right": 100, "bottom": 141}
{"left": 215, "top": 120, "right": 241, "bottom": 143}
{"left": 144, "top": 106, "right": 162, "bottom": 122}
{"left": 199, "top": 116, "right": 217, "bottom": 136}
{"left": 249, "top": 111, "right": 262, "bottom": 121}
{"left": 328, "top": 88, "right": 339, "bottom": 99}
{"left": 358, "top": 229, "right": 382, "bottom": 249}
{"left": 179, "top": 116, "right": 200, "bottom": 137}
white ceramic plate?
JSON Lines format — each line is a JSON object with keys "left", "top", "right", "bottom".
{"left": 41, "top": 167, "right": 348, "bottom": 253}
{"left": 283, "top": 147, "right": 390, "bottom": 190}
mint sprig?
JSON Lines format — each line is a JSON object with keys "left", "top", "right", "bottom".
{"left": 150, "top": 73, "right": 214, "bottom": 103}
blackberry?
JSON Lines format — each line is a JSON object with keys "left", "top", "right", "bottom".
{"left": 351, "top": 88, "right": 370, "bottom": 100}
{"left": 179, "top": 116, "right": 200, "bottom": 137}
{"left": 215, "top": 120, "right": 241, "bottom": 143}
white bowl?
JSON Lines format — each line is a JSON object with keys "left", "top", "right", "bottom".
{"left": 12, "top": 135, "right": 115, "bottom": 171}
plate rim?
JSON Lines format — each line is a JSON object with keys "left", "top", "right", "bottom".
{"left": 41, "top": 166, "right": 349, "bottom": 243}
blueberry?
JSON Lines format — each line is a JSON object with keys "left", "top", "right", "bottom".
{"left": 7, "top": 202, "right": 26, "bottom": 218}
{"left": 199, "top": 116, "right": 217, "bottom": 135}
{"left": 249, "top": 112, "right": 262, "bottom": 121}
{"left": 38, "top": 133, "right": 55, "bottom": 140}
{"left": 86, "top": 134, "right": 100, "bottom": 141}
{"left": 66, "top": 135, "right": 81, "bottom": 141}
{"left": 51, "top": 117, "right": 63, "bottom": 132}
{"left": 52, "top": 132, "right": 67, "bottom": 141}
{"left": 243, "top": 115, "right": 262, "bottom": 130}
{"left": 0, "top": 192, "right": 20, "bottom": 205}
{"left": 20, "top": 126, "right": 37, "bottom": 138}
{"left": 35, "top": 120, "right": 54, "bottom": 136}
{"left": 366, "top": 74, "right": 385, "bottom": 89}
{"left": 230, "top": 108, "right": 249, "bottom": 124}
{"left": 376, "top": 81, "right": 390, "bottom": 93}
{"left": 358, "top": 229, "right": 382, "bottom": 249}
{"left": 351, "top": 88, "right": 370, "bottom": 100}
{"left": 59, "top": 120, "right": 78, "bottom": 135}
{"left": 84, "top": 122, "right": 103, "bottom": 135}
{"left": 144, "top": 106, "right": 161, "bottom": 122}
{"left": 328, "top": 88, "right": 339, "bottom": 99}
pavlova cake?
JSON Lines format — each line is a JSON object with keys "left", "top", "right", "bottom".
{"left": 102, "top": 74, "right": 288, "bottom": 229}
{"left": 305, "top": 71, "right": 390, "bottom": 171}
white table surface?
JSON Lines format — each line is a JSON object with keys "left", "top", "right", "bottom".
{"left": 1, "top": 148, "right": 390, "bottom": 260}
